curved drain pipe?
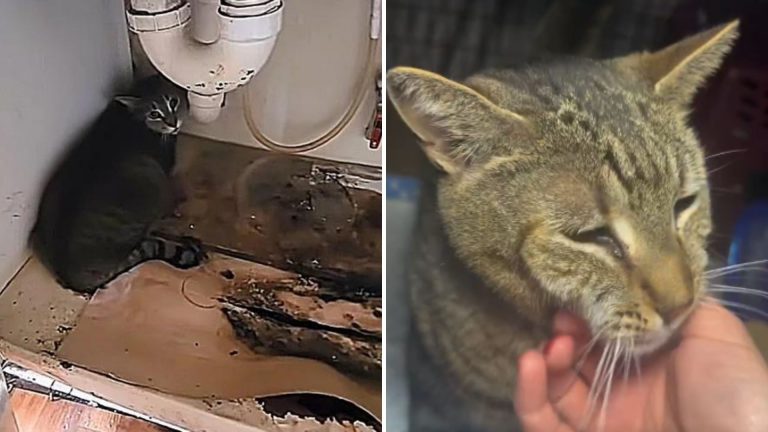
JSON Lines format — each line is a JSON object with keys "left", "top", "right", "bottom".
{"left": 126, "top": 0, "right": 283, "bottom": 123}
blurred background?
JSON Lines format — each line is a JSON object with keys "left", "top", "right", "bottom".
{"left": 385, "top": 1, "right": 768, "bottom": 431}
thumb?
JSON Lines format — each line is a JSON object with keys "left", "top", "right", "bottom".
{"left": 681, "top": 299, "right": 756, "bottom": 347}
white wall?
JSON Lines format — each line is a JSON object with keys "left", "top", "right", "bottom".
{"left": 182, "top": 0, "right": 382, "bottom": 167}
{"left": 0, "top": 1, "right": 132, "bottom": 287}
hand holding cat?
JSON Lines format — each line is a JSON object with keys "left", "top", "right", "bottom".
{"left": 515, "top": 302, "right": 768, "bottom": 432}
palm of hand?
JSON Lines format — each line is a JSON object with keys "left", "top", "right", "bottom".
{"left": 514, "top": 303, "right": 768, "bottom": 432}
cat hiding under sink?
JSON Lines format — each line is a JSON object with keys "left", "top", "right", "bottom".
{"left": 31, "top": 75, "right": 205, "bottom": 294}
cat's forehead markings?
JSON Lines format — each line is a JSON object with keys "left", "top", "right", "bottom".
{"left": 482, "top": 155, "right": 527, "bottom": 172}
{"left": 163, "top": 95, "right": 174, "bottom": 113}
{"left": 456, "top": 155, "right": 526, "bottom": 192}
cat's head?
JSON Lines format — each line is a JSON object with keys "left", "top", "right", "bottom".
{"left": 115, "top": 78, "right": 188, "bottom": 135}
{"left": 388, "top": 21, "right": 738, "bottom": 355}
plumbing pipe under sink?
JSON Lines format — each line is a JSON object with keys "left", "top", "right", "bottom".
{"left": 191, "top": 0, "right": 221, "bottom": 44}
{"left": 242, "top": 0, "right": 381, "bottom": 154}
{"left": 126, "top": 0, "right": 283, "bottom": 123}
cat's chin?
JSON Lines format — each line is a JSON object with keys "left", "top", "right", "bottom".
{"left": 629, "top": 327, "right": 676, "bottom": 356}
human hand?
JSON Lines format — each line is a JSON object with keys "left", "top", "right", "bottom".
{"left": 514, "top": 301, "right": 768, "bottom": 432}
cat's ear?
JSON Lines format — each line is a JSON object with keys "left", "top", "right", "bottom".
{"left": 387, "top": 67, "right": 528, "bottom": 174}
{"left": 114, "top": 95, "right": 142, "bottom": 111}
{"left": 613, "top": 20, "right": 739, "bottom": 106}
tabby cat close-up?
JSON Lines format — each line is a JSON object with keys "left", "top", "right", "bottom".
{"left": 388, "top": 20, "right": 738, "bottom": 431}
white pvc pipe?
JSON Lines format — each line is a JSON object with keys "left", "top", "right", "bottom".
{"left": 131, "top": 0, "right": 184, "bottom": 13}
{"left": 370, "top": 0, "right": 381, "bottom": 40}
{"left": 138, "top": 30, "right": 278, "bottom": 122}
{"left": 137, "top": 30, "right": 279, "bottom": 96}
{"left": 190, "top": 0, "right": 220, "bottom": 44}
{"left": 128, "top": 2, "right": 282, "bottom": 123}
{"left": 187, "top": 92, "right": 225, "bottom": 123}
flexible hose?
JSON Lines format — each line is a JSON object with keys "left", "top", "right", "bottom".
{"left": 243, "top": 32, "right": 378, "bottom": 154}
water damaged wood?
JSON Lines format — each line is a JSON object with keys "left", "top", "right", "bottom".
{"left": 153, "top": 136, "right": 382, "bottom": 379}
{"left": 155, "top": 136, "right": 381, "bottom": 295}
{"left": 221, "top": 275, "right": 382, "bottom": 378}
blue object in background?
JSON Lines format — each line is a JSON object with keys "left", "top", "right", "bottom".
{"left": 387, "top": 175, "right": 421, "bottom": 203}
{"left": 385, "top": 174, "right": 422, "bottom": 432}
{"left": 724, "top": 200, "right": 768, "bottom": 322}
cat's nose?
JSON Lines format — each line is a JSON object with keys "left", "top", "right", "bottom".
{"left": 639, "top": 239, "right": 694, "bottom": 325}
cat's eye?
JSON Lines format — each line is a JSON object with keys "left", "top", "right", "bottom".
{"left": 568, "top": 226, "right": 625, "bottom": 259}
{"left": 148, "top": 110, "right": 162, "bottom": 120}
{"left": 169, "top": 96, "right": 179, "bottom": 109}
{"left": 674, "top": 194, "right": 698, "bottom": 216}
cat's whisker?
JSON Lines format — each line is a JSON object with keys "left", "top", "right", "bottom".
{"left": 557, "top": 324, "right": 609, "bottom": 415}
{"left": 588, "top": 343, "right": 609, "bottom": 403}
{"left": 707, "top": 160, "right": 738, "bottom": 176}
{"left": 706, "top": 268, "right": 768, "bottom": 279}
{"left": 705, "top": 260, "right": 768, "bottom": 277}
{"left": 593, "top": 342, "right": 613, "bottom": 400}
{"left": 711, "top": 283, "right": 752, "bottom": 289}
{"left": 708, "top": 259, "right": 768, "bottom": 271}
{"left": 707, "top": 270, "right": 768, "bottom": 279}
{"left": 708, "top": 285, "right": 768, "bottom": 300}
{"left": 572, "top": 325, "right": 609, "bottom": 378}
{"left": 622, "top": 337, "right": 631, "bottom": 385}
{"left": 706, "top": 271, "right": 768, "bottom": 282}
{"left": 590, "top": 338, "right": 621, "bottom": 432}
{"left": 709, "top": 187, "right": 740, "bottom": 196}
{"left": 704, "top": 148, "right": 746, "bottom": 160}
{"left": 702, "top": 297, "right": 768, "bottom": 321}
{"left": 598, "top": 339, "right": 622, "bottom": 431}
{"left": 583, "top": 342, "right": 611, "bottom": 431}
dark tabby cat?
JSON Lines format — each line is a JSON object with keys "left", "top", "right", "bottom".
{"left": 31, "top": 75, "right": 204, "bottom": 294}
{"left": 387, "top": 21, "right": 738, "bottom": 431}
